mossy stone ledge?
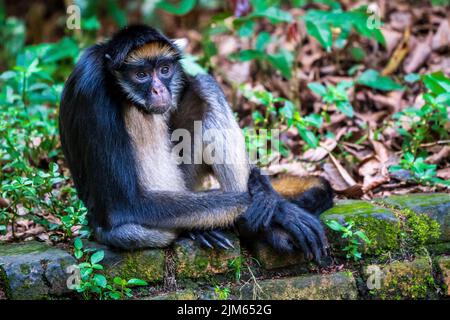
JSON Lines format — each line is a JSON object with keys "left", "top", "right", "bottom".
{"left": 83, "top": 241, "right": 165, "bottom": 283}
{"left": 0, "top": 241, "right": 76, "bottom": 299}
{"left": 436, "top": 255, "right": 450, "bottom": 296}
{"left": 362, "top": 255, "right": 435, "bottom": 300}
{"left": 173, "top": 232, "right": 240, "bottom": 279}
{"left": 320, "top": 200, "right": 401, "bottom": 255}
{"left": 377, "top": 193, "right": 450, "bottom": 242}
{"left": 239, "top": 271, "right": 358, "bottom": 300}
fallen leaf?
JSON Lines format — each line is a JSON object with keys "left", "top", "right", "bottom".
{"left": 329, "top": 153, "right": 357, "bottom": 186}
{"left": 426, "top": 146, "right": 450, "bottom": 164}
{"left": 431, "top": 18, "right": 450, "bottom": 51}
{"left": 403, "top": 34, "right": 433, "bottom": 73}
{"left": 382, "top": 27, "right": 410, "bottom": 76}
{"left": 301, "top": 138, "right": 337, "bottom": 162}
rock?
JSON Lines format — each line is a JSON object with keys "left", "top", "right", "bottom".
{"left": 0, "top": 241, "right": 76, "bottom": 299}
{"left": 362, "top": 256, "right": 435, "bottom": 300}
{"left": 146, "top": 289, "right": 198, "bottom": 300}
{"left": 239, "top": 272, "right": 358, "bottom": 300}
{"left": 251, "top": 242, "right": 306, "bottom": 270}
{"left": 380, "top": 193, "right": 450, "bottom": 242}
{"left": 436, "top": 255, "right": 450, "bottom": 297}
{"left": 83, "top": 241, "right": 165, "bottom": 283}
{"left": 321, "top": 200, "right": 401, "bottom": 255}
{"left": 174, "top": 232, "right": 240, "bottom": 279}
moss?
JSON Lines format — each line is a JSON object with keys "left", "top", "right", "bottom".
{"left": 174, "top": 234, "right": 240, "bottom": 279}
{"left": 0, "top": 241, "right": 50, "bottom": 256}
{"left": 321, "top": 200, "right": 401, "bottom": 256}
{"left": 19, "top": 263, "right": 31, "bottom": 275}
{"left": 376, "top": 193, "right": 450, "bottom": 242}
{"left": 364, "top": 256, "right": 436, "bottom": 300}
{"left": 113, "top": 250, "right": 165, "bottom": 283}
{"left": 239, "top": 272, "right": 358, "bottom": 300}
{"left": 377, "top": 205, "right": 442, "bottom": 253}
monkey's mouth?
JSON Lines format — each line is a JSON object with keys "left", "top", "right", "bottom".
{"left": 138, "top": 102, "right": 172, "bottom": 115}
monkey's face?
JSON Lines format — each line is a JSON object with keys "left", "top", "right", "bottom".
{"left": 115, "top": 42, "right": 184, "bottom": 114}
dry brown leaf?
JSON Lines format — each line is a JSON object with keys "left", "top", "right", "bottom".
{"left": 437, "top": 167, "right": 450, "bottom": 180}
{"left": 432, "top": 18, "right": 450, "bottom": 51}
{"left": 382, "top": 27, "right": 410, "bottom": 76}
{"left": 301, "top": 138, "right": 337, "bottom": 162}
{"left": 266, "top": 162, "right": 308, "bottom": 176}
{"left": 404, "top": 34, "right": 433, "bottom": 73}
{"left": 381, "top": 28, "right": 403, "bottom": 54}
{"left": 328, "top": 154, "right": 357, "bottom": 187}
{"left": 426, "top": 146, "right": 450, "bottom": 165}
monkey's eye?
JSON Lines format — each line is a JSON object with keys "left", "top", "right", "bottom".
{"left": 160, "top": 65, "right": 171, "bottom": 76}
{"left": 135, "top": 71, "right": 149, "bottom": 80}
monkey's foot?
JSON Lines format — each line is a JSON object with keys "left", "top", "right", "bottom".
{"left": 244, "top": 167, "right": 329, "bottom": 262}
{"left": 187, "top": 230, "right": 235, "bottom": 250}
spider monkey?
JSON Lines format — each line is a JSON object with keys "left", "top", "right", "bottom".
{"left": 59, "top": 25, "right": 333, "bottom": 262}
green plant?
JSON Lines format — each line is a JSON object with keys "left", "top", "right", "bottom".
{"left": 72, "top": 238, "right": 148, "bottom": 300}
{"left": 390, "top": 72, "right": 450, "bottom": 187}
{"left": 390, "top": 153, "right": 450, "bottom": 187}
{"left": 303, "top": 2, "right": 385, "bottom": 52}
{"left": 228, "top": 256, "right": 243, "bottom": 281}
{"left": 242, "top": 86, "right": 323, "bottom": 153}
{"left": 326, "top": 219, "right": 371, "bottom": 261}
{"left": 214, "top": 286, "right": 231, "bottom": 300}
{"left": 308, "top": 80, "right": 354, "bottom": 118}
{"left": 0, "top": 36, "right": 89, "bottom": 240}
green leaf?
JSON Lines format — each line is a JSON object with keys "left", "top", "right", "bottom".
{"left": 303, "top": 114, "right": 323, "bottom": 128}
{"left": 249, "top": 7, "right": 293, "bottom": 23}
{"left": 336, "top": 101, "right": 354, "bottom": 118}
{"left": 74, "top": 238, "right": 83, "bottom": 250}
{"left": 180, "top": 54, "right": 207, "bottom": 76}
{"left": 237, "top": 50, "right": 265, "bottom": 62}
{"left": 237, "top": 20, "right": 255, "bottom": 38}
{"left": 404, "top": 73, "right": 421, "bottom": 83}
{"left": 90, "top": 250, "right": 104, "bottom": 264}
{"left": 357, "top": 69, "right": 404, "bottom": 91}
{"left": 297, "top": 127, "right": 319, "bottom": 148}
{"left": 326, "top": 220, "right": 344, "bottom": 232}
{"left": 156, "top": 0, "right": 197, "bottom": 16}
{"left": 422, "top": 71, "right": 450, "bottom": 95}
{"left": 255, "top": 32, "right": 271, "bottom": 52}
{"left": 268, "top": 49, "right": 294, "bottom": 78}
{"left": 93, "top": 274, "right": 107, "bottom": 288}
{"left": 307, "top": 82, "right": 327, "bottom": 96}
{"left": 127, "top": 278, "right": 148, "bottom": 286}
{"left": 305, "top": 20, "right": 332, "bottom": 52}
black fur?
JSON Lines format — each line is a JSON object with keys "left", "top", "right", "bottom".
{"left": 59, "top": 25, "right": 332, "bottom": 262}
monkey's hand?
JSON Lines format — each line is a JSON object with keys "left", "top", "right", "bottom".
{"left": 187, "top": 230, "right": 235, "bottom": 250}
{"left": 243, "top": 168, "right": 328, "bottom": 262}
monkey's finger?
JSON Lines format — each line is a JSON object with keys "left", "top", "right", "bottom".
{"left": 209, "top": 231, "right": 235, "bottom": 249}
{"left": 280, "top": 220, "right": 313, "bottom": 260}
{"left": 197, "top": 234, "right": 214, "bottom": 249}
{"left": 298, "top": 213, "right": 329, "bottom": 256}
{"left": 203, "top": 232, "right": 232, "bottom": 250}
{"left": 187, "top": 232, "right": 197, "bottom": 241}
{"left": 293, "top": 220, "right": 322, "bottom": 263}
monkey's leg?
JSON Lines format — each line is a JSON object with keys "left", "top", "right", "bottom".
{"left": 271, "top": 175, "right": 334, "bottom": 216}
{"left": 95, "top": 225, "right": 178, "bottom": 250}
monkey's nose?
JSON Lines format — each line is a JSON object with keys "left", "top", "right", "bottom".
{"left": 152, "top": 87, "right": 159, "bottom": 96}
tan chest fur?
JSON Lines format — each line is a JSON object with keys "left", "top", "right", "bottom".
{"left": 123, "top": 106, "right": 186, "bottom": 192}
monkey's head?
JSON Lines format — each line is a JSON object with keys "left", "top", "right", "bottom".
{"left": 105, "top": 25, "right": 185, "bottom": 114}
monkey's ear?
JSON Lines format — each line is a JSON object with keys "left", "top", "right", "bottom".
{"left": 172, "top": 38, "right": 188, "bottom": 52}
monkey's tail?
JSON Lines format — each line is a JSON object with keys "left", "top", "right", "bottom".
{"left": 271, "top": 175, "right": 334, "bottom": 216}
